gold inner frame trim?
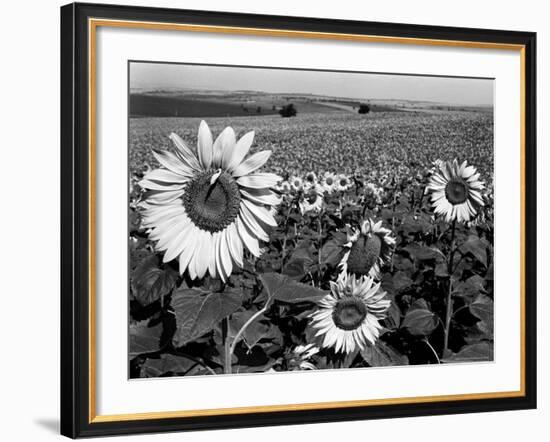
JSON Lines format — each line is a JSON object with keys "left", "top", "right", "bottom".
{"left": 88, "top": 18, "right": 527, "bottom": 424}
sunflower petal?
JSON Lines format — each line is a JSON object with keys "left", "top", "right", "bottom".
{"left": 197, "top": 120, "right": 213, "bottom": 169}
{"left": 239, "top": 205, "right": 269, "bottom": 242}
{"left": 240, "top": 188, "right": 281, "bottom": 206}
{"left": 152, "top": 150, "right": 194, "bottom": 177}
{"left": 237, "top": 173, "right": 282, "bottom": 189}
{"left": 232, "top": 150, "right": 272, "bottom": 178}
{"left": 236, "top": 217, "right": 261, "bottom": 257}
{"left": 226, "top": 131, "right": 254, "bottom": 172}
{"left": 169, "top": 133, "right": 202, "bottom": 171}
{"left": 213, "top": 126, "right": 236, "bottom": 168}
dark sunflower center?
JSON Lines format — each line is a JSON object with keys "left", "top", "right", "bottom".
{"left": 445, "top": 178, "right": 468, "bottom": 205}
{"left": 182, "top": 170, "right": 241, "bottom": 233}
{"left": 307, "top": 191, "right": 319, "bottom": 204}
{"left": 332, "top": 297, "right": 367, "bottom": 331}
{"left": 346, "top": 234, "right": 382, "bottom": 276}
{"left": 306, "top": 175, "right": 315, "bottom": 183}
{"left": 340, "top": 179, "right": 347, "bottom": 186}
{"left": 326, "top": 177, "right": 334, "bottom": 185}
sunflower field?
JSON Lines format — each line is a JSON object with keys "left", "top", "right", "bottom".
{"left": 129, "top": 111, "right": 494, "bottom": 378}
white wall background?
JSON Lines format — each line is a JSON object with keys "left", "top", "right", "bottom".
{"left": 0, "top": 0, "right": 545, "bottom": 440}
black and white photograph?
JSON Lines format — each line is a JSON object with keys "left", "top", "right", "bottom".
{"left": 128, "top": 61, "right": 494, "bottom": 378}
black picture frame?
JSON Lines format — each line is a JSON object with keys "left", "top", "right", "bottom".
{"left": 61, "top": 2, "right": 537, "bottom": 438}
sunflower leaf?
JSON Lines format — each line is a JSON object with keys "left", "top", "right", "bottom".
{"left": 404, "top": 243, "right": 444, "bottom": 262}
{"left": 259, "top": 272, "right": 327, "bottom": 304}
{"left": 392, "top": 271, "right": 414, "bottom": 292}
{"left": 131, "top": 255, "right": 178, "bottom": 306}
{"left": 452, "top": 274, "right": 486, "bottom": 302}
{"left": 469, "top": 293, "right": 493, "bottom": 322}
{"left": 171, "top": 288, "right": 242, "bottom": 346}
{"left": 320, "top": 239, "right": 345, "bottom": 267}
{"left": 140, "top": 354, "right": 197, "bottom": 378}
{"left": 229, "top": 310, "right": 282, "bottom": 350}
{"left": 361, "top": 341, "right": 409, "bottom": 367}
{"left": 442, "top": 342, "right": 494, "bottom": 363}
{"left": 129, "top": 320, "right": 163, "bottom": 358}
{"left": 401, "top": 307, "right": 438, "bottom": 336}
{"left": 460, "top": 235, "right": 489, "bottom": 267}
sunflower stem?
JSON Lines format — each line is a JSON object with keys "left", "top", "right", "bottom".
{"left": 390, "top": 190, "right": 397, "bottom": 272}
{"left": 423, "top": 338, "right": 441, "bottom": 364}
{"left": 442, "top": 219, "right": 457, "bottom": 358}
{"left": 317, "top": 210, "right": 324, "bottom": 272}
{"left": 280, "top": 196, "right": 297, "bottom": 273}
{"left": 221, "top": 317, "right": 231, "bottom": 374}
{"left": 229, "top": 302, "right": 269, "bottom": 358}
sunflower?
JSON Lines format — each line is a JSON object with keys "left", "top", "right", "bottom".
{"left": 139, "top": 121, "right": 281, "bottom": 281}
{"left": 303, "top": 171, "right": 318, "bottom": 189}
{"left": 279, "top": 181, "right": 292, "bottom": 194}
{"left": 339, "top": 219, "right": 395, "bottom": 280}
{"left": 364, "top": 182, "right": 383, "bottom": 204}
{"left": 299, "top": 184, "right": 324, "bottom": 215}
{"left": 289, "top": 176, "right": 304, "bottom": 192}
{"left": 286, "top": 344, "right": 319, "bottom": 371}
{"left": 322, "top": 172, "right": 337, "bottom": 194}
{"left": 426, "top": 159, "right": 484, "bottom": 223}
{"left": 336, "top": 174, "right": 352, "bottom": 191}
{"left": 310, "top": 273, "right": 390, "bottom": 353}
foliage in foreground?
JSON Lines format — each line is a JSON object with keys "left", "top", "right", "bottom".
{"left": 128, "top": 111, "right": 494, "bottom": 378}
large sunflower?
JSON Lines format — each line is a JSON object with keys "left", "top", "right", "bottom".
{"left": 310, "top": 273, "right": 390, "bottom": 354}
{"left": 426, "top": 159, "right": 484, "bottom": 223}
{"left": 339, "top": 219, "right": 395, "bottom": 280}
{"left": 139, "top": 121, "right": 281, "bottom": 281}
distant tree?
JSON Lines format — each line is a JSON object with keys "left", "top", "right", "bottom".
{"left": 257, "top": 106, "right": 262, "bottom": 113}
{"left": 358, "top": 103, "right": 370, "bottom": 114}
{"left": 272, "top": 105, "right": 277, "bottom": 111}
{"left": 279, "top": 103, "right": 297, "bottom": 118}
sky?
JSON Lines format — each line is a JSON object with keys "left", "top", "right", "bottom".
{"left": 130, "top": 62, "right": 493, "bottom": 107}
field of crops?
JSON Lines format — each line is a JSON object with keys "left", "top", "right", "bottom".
{"left": 130, "top": 111, "right": 493, "bottom": 181}
{"left": 129, "top": 110, "right": 494, "bottom": 377}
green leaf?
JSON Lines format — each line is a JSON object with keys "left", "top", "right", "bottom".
{"left": 402, "top": 307, "right": 438, "bottom": 336}
{"left": 453, "top": 275, "right": 486, "bottom": 302}
{"left": 460, "top": 236, "right": 489, "bottom": 267}
{"left": 384, "top": 296, "right": 401, "bottom": 329}
{"left": 485, "top": 262, "right": 494, "bottom": 281}
{"left": 392, "top": 271, "right": 413, "bottom": 292}
{"left": 282, "top": 243, "right": 314, "bottom": 279}
{"left": 129, "top": 320, "right": 163, "bottom": 358}
{"left": 172, "top": 288, "right": 242, "bottom": 346}
{"left": 404, "top": 243, "right": 444, "bottom": 261}
{"left": 409, "top": 298, "right": 430, "bottom": 311}
{"left": 392, "top": 255, "right": 414, "bottom": 272}
{"left": 282, "top": 258, "right": 311, "bottom": 280}
{"left": 435, "top": 262, "right": 449, "bottom": 277}
{"left": 469, "top": 294, "right": 493, "bottom": 322}
{"left": 230, "top": 310, "right": 281, "bottom": 350}
{"left": 259, "top": 272, "right": 327, "bottom": 304}
{"left": 131, "top": 255, "right": 178, "bottom": 305}
{"left": 443, "top": 342, "right": 493, "bottom": 363}
{"left": 469, "top": 294, "right": 494, "bottom": 336}
{"left": 140, "top": 354, "right": 196, "bottom": 377}
{"left": 320, "top": 240, "right": 344, "bottom": 267}
{"left": 361, "top": 341, "right": 409, "bottom": 367}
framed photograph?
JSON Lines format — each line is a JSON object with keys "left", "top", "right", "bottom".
{"left": 60, "top": 2, "right": 536, "bottom": 438}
